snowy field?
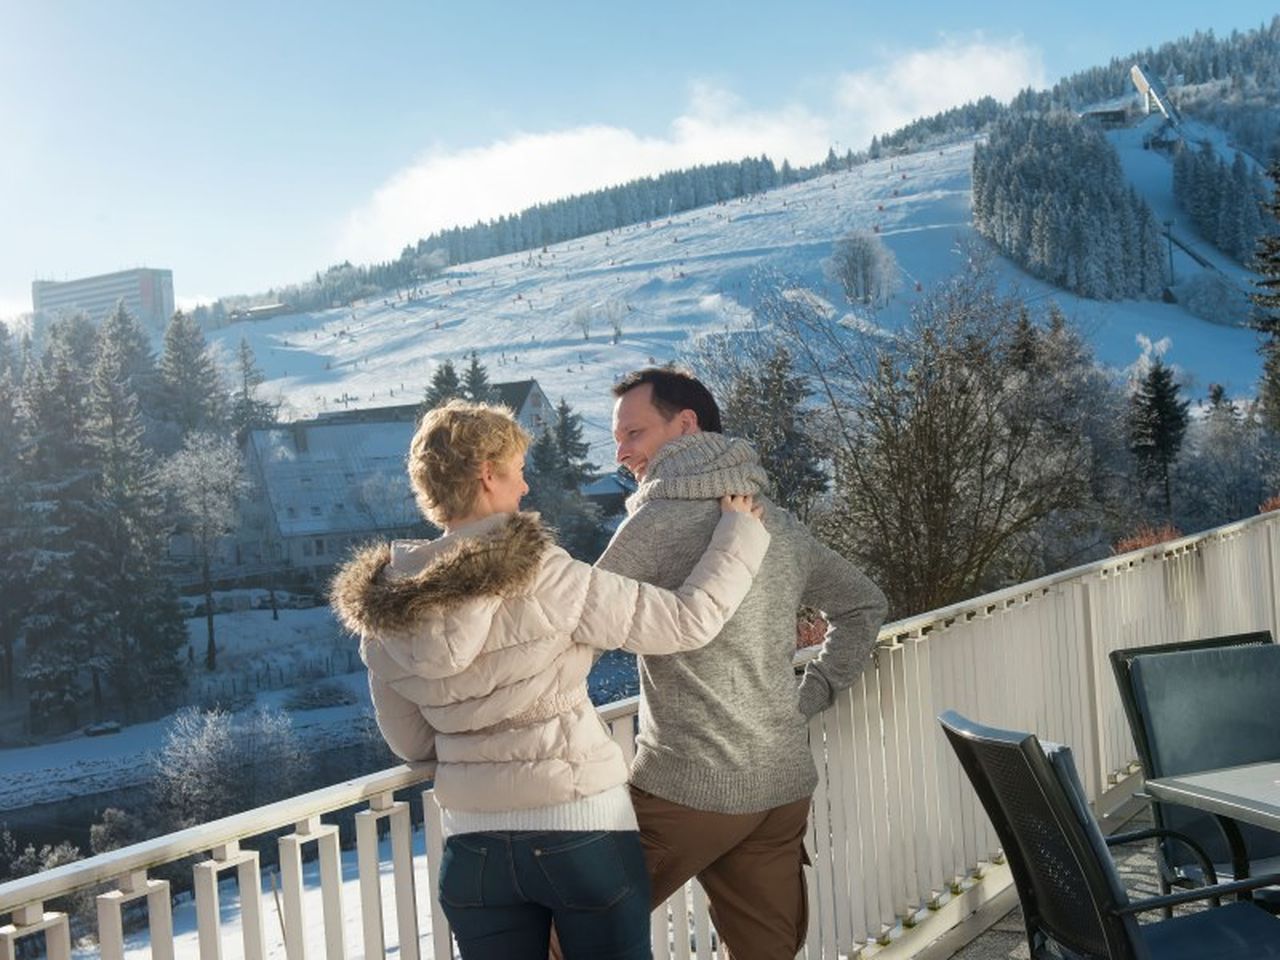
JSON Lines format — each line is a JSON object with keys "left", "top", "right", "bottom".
{"left": 207, "top": 122, "right": 1265, "bottom": 461}
{"left": 0, "top": 603, "right": 636, "bottom": 812}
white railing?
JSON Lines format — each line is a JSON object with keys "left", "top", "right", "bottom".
{"left": 4, "top": 510, "right": 1279, "bottom": 960}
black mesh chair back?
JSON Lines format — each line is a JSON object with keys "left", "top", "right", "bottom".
{"left": 939, "top": 710, "right": 1143, "bottom": 959}
{"left": 1126, "top": 641, "right": 1280, "bottom": 872}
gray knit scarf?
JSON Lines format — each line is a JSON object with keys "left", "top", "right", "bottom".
{"left": 626, "top": 433, "right": 770, "bottom": 511}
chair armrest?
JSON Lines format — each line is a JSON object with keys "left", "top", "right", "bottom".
{"left": 1111, "top": 872, "right": 1280, "bottom": 915}
{"left": 1105, "top": 827, "right": 1219, "bottom": 886}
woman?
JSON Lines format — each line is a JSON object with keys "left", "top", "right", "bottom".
{"left": 330, "top": 399, "right": 768, "bottom": 960}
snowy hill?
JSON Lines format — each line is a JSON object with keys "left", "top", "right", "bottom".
{"left": 209, "top": 131, "right": 1264, "bottom": 459}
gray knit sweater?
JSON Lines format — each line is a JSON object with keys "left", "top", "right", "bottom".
{"left": 596, "top": 433, "right": 888, "bottom": 814}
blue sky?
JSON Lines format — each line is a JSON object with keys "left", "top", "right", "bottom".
{"left": 1, "top": 1, "right": 1275, "bottom": 320}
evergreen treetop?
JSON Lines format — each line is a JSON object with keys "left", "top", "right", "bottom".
{"left": 423, "top": 360, "right": 463, "bottom": 410}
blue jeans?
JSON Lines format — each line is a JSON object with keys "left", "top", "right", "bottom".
{"left": 439, "top": 830, "right": 651, "bottom": 960}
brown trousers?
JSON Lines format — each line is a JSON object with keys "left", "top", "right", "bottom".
{"left": 632, "top": 786, "right": 812, "bottom": 960}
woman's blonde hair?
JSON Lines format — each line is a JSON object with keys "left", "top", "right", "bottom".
{"left": 408, "top": 399, "right": 531, "bottom": 524}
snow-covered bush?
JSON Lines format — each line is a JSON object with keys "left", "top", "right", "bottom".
{"left": 152, "top": 706, "right": 305, "bottom": 829}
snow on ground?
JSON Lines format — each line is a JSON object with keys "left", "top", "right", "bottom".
{"left": 207, "top": 130, "right": 1264, "bottom": 461}
{"left": 0, "top": 605, "right": 636, "bottom": 812}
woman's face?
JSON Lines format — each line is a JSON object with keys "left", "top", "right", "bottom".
{"left": 488, "top": 450, "right": 529, "bottom": 514}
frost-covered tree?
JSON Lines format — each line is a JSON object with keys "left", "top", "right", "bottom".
{"left": 721, "top": 347, "right": 828, "bottom": 521}
{"left": 1174, "top": 143, "right": 1268, "bottom": 264}
{"left": 228, "top": 338, "right": 277, "bottom": 438}
{"left": 973, "top": 112, "right": 1165, "bottom": 299}
{"left": 1176, "top": 388, "right": 1271, "bottom": 531}
{"left": 162, "top": 433, "right": 246, "bottom": 670}
{"left": 158, "top": 311, "right": 226, "bottom": 449}
{"left": 16, "top": 327, "right": 113, "bottom": 731}
{"left": 825, "top": 231, "right": 900, "bottom": 308}
{"left": 765, "top": 259, "right": 1094, "bottom": 616}
{"left": 98, "top": 303, "right": 164, "bottom": 441}
{"left": 88, "top": 322, "right": 186, "bottom": 714}
{"left": 0, "top": 371, "right": 25, "bottom": 698}
{"left": 152, "top": 706, "right": 304, "bottom": 829}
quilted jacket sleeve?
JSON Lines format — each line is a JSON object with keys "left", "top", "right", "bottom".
{"left": 550, "top": 511, "right": 769, "bottom": 655}
{"left": 362, "top": 640, "right": 437, "bottom": 762}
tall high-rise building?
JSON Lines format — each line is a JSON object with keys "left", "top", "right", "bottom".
{"left": 32, "top": 267, "right": 175, "bottom": 334}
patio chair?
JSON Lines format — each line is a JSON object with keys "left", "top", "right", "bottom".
{"left": 1118, "top": 639, "right": 1280, "bottom": 904}
{"left": 1110, "top": 632, "right": 1272, "bottom": 787}
{"left": 938, "top": 710, "right": 1280, "bottom": 959}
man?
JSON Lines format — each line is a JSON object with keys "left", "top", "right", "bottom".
{"left": 598, "top": 367, "right": 887, "bottom": 960}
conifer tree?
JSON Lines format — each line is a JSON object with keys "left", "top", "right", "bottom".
{"left": 17, "top": 354, "right": 108, "bottom": 731}
{"left": 423, "top": 360, "right": 463, "bottom": 409}
{"left": 98, "top": 302, "right": 165, "bottom": 450}
{"left": 722, "top": 347, "right": 827, "bottom": 520}
{"left": 0, "top": 322, "right": 14, "bottom": 381}
{"left": 551, "top": 398, "right": 596, "bottom": 491}
{"left": 1129, "top": 357, "right": 1189, "bottom": 518}
{"left": 524, "top": 422, "right": 605, "bottom": 561}
{"left": 228, "top": 338, "right": 277, "bottom": 437}
{"left": 461, "top": 351, "right": 493, "bottom": 403}
{"left": 88, "top": 323, "right": 185, "bottom": 714}
{"left": 0, "top": 371, "right": 24, "bottom": 698}
{"left": 1251, "top": 160, "right": 1280, "bottom": 430}
{"left": 158, "top": 311, "right": 226, "bottom": 449}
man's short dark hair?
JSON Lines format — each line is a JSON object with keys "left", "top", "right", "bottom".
{"left": 612, "top": 367, "right": 722, "bottom": 433}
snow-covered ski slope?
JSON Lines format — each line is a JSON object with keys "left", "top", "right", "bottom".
{"left": 211, "top": 128, "right": 1263, "bottom": 459}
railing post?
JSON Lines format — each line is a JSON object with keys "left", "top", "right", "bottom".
{"left": 279, "top": 815, "right": 346, "bottom": 960}
{"left": 194, "top": 841, "right": 268, "bottom": 960}
{"left": 355, "top": 790, "right": 419, "bottom": 960}
{"left": 422, "top": 792, "right": 452, "bottom": 960}
{"left": 0, "top": 903, "right": 70, "bottom": 960}
{"left": 1078, "top": 576, "right": 1106, "bottom": 801}
{"left": 98, "top": 871, "right": 173, "bottom": 960}
{"left": 1266, "top": 517, "right": 1280, "bottom": 644}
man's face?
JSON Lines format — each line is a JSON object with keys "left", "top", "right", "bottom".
{"left": 612, "top": 383, "right": 698, "bottom": 480}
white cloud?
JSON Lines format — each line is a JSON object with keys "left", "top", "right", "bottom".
{"left": 339, "top": 35, "right": 1043, "bottom": 265}
{"left": 338, "top": 85, "right": 831, "bottom": 265}
{"left": 834, "top": 35, "right": 1045, "bottom": 149}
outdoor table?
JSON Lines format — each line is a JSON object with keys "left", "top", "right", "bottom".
{"left": 1147, "top": 761, "right": 1280, "bottom": 894}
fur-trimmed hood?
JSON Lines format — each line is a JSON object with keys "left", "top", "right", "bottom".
{"left": 330, "top": 512, "right": 554, "bottom": 676}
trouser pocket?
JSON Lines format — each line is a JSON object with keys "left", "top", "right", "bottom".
{"left": 533, "top": 831, "right": 641, "bottom": 911}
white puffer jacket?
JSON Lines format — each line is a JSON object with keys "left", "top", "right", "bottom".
{"left": 330, "top": 510, "right": 768, "bottom": 813}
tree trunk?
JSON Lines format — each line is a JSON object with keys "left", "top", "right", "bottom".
{"left": 203, "top": 553, "right": 216, "bottom": 671}
{"left": 1, "top": 629, "right": 12, "bottom": 700}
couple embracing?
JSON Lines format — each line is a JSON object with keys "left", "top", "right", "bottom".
{"left": 332, "top": 368, "right": 886, "bottom": 960}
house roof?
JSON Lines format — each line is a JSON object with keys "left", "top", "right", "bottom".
{"left": 492, "top": 379, "right": 538, "bottom": 411}
{"left": 249, "top": 421, "right": 419, "bottom": 538}
{"left": 581, "top": 472, "right": 637, "bottom": 497}
{"left": 249, "top": 379, "right": 548, "bottom": 540}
